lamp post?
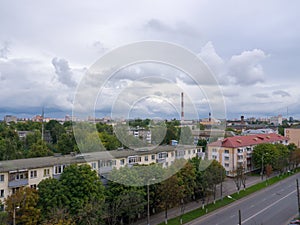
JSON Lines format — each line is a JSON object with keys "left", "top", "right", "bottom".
{"left": 147, "top": 178, "right": 155, "bottom": 225}
{"left": 227, "top": 196, "right": 241, "bottom": 225}
{"left": 261, "top": 153, "right": 269, "bottom": 180}
{"left": 13, "top": 205, "right": 19, "bottom": 225}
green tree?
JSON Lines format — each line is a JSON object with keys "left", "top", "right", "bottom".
{"left": 27, "top": 140, "right": 53, "bottom": 158}
{"left": 5, "top": 187, "right": 40, "bottom": 225}
{"left": 45, "top": 120, "right": 65, "bottom": 144}
{"left": 59, "top": 164, "right": 105, "bottom": 224}
{"left": 158, "top": 175, "right": 182, "bottom": 224}
{"left": 38, "top": 178, "right": 69, "bottom": 221}
{"left": 56, "top": 132, "right": 78, "bottom": 155}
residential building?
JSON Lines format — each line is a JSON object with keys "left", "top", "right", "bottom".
{"left": 4, "top": 115, "right": 17, "bottom": 123}
{"left": 241, "top": 128, "right": 277, "bottom": 136}
{"left": 270, "top": 115, "right": 283, "bottom": 126}
{"left": 285, "top": 128, "right": 300, "bottom": 147}
{"left": 207, "top": 133, "right": 288, "bottom": 176}
{"left": 0, "top": 145, "right": 203, "bottom": 200}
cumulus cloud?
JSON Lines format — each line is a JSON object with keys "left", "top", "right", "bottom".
{"left": 52, "top": 57, "right": 77, "bottom": 88}
{"left": 273, "top": 90, "right": 291, "bottom": 97}
{"left": 228, "top": 49, "right": 267, "bottom": 85}
{"left": 198, "top": 42, "right": 267, "bottom": 86}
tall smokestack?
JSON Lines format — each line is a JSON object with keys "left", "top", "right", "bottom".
{"left": 181, "top": 92, "right": 184, "bottom": 124}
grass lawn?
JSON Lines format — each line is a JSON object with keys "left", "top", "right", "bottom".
{"left": 158, "top": 168, "right": 300, "bottom": 225}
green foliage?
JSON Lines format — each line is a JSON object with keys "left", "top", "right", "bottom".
{"left": 5, "top": 187, "right": 40, "bottom": 225}
{"left": 253, "top": 143, "right": 290, "bottom": 173}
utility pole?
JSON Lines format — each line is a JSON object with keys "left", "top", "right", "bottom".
{"left": 261, "top": 154, "right": 264, "bottom": 180}
{"left": 147, "top": 182, "right": 150, "bottom": 225}
{"left": 297, "top": 179, "right": 300, "bottom": 217}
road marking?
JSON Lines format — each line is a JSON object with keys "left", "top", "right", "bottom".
{"left": 241, "top": 190, "right": 296, "bottom": 224}
{"left": 250, "top": 205, "right": 255, "bottom": 208}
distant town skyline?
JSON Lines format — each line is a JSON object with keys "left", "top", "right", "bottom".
{"left": 1, "top": 1, "right": 300, "bottom": 120}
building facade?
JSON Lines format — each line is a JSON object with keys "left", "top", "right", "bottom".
{"left": 285, "top": 128, "right": 300, "bottom": 147}
{"left": 0, "top": 145, "right": 203, "bottom": 201}
{"left": 207, "top": 133, "right": 288, "bottom": 176}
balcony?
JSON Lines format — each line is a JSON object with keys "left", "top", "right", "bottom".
{"left": 237, "top": 159, "right": 244, "bottom": 163}
{"left": 53, "top": 174, "right": 61, "bottom": 180}
{"left": 99, "top": 166, "right": 113, "bottom": 174}
{"left": 156, "top": 158, "right": 166, "bottom": 163}
{"left": 8, "top": 179, "right": 28, "bottom": 188}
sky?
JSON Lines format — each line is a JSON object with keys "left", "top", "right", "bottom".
{"left": 0, "top": 0, "right": 300, "bottom": 120}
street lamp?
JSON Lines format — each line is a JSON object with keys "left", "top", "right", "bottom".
{"left": 13, "top": 205, "right": 20, "bottom": 225}
{"left": 147, "top": 178, "right": 155, "bottom": 225}
{"left": 227, "top": 196, "right": 241, "bottom": 225}
{"left": 261, "top": 153, "right": 269, "bottom": 180}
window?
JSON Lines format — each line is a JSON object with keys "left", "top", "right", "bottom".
{"left": 224, "top": 150, "right": 229, "bottom": 154}
{"left": 54, "top": 165, "right": 64, "bottom": 174}
{"left": 128, "top": 156, "right": 141, "bottom": 164}
{"left": 193, "top": 150, "right": 195, "bottom": 154}
{"left": 30, "top": 170, "right": 37, "bottom": 179}
{"left": 212, "top": 155, "right": 217, "bottom": 159}
{"left": 158, "top": 152, "right": 168, "bottom": 159}
{"left": 91, "top": 162, "right": 97, "bottom": 170}
{"left": 145, "top": 156, "right": 148, "bottom": 161}
{"left": 0, "top": 190, "right": 4, "bottom": 198}
{"left": 43, "top": 169, "right": 50, "bottom": 177}
{"left": 171, "top": 152, "right": 174, "bottom": 157}
{"left": 0, "top": 175, "right": 4, "bottom": 182}
{"left": 188, "top": 150, "right": 191, "bottom": 155}
{"left": 120, "top": 159, "right": 125, "bottom": 165}
{"left": 224, "top": 163, "right": 229, "bottom": 167}
{"left": 30, "top": 184, "right": 37, "bottom": 189}
{"left": 212, "top": 148, "right": 217, "bottom": 152}
{"left": 151, "top": 155, "right": 155, "bottom": 160}
{"left": 224, "top": 156, "right": 229, "bottom": 161}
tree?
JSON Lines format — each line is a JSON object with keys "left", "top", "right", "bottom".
{"left": 179, "top": 126, "right": 193, "bottom": 145}
{"left": 5, "top": 187, "right": 40, "bottom": 225}
{"left": 233, "top": 166, "right": 246, "bottom": 194}
{"left": 56, "top": 132, "right": 78, "bottom": 155}
{"left": 27, "top": 140, "right": 53, "bottom": 158}
{"left": 252, "top": 143, "right": 278, "bottom": 170}
{"left": 197, "top": 139, "right": 207, "bottom": 150}
{"left": 45, "top": 120, "right": 65, "bottom": 144}
{"left": 158, "top": 175, "right": 182, "bottom": 224}
{"left": 38, "top": 178, "right": 69, "bottom": 221}
{"left": 59, "top": 164, "right": 105, "bottom": 224}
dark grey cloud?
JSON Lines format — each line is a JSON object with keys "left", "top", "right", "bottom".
{"left": 253, "top": 93, "right": 269, "bottom": 98}
{"left": 52, "top": 57, "right": 77, "bottom": 88}
{"left": 272, "top": 90, "right": 291, "bottom": 97}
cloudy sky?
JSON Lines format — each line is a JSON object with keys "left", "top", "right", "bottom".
{"left": 0, "top": 0, "right": 300, "bottom": 120}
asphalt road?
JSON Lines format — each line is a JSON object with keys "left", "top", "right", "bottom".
{"left": 186, "top": 173, "right": 300, "bottom": 225}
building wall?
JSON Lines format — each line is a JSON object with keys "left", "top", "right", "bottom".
{"left": 0, "top": 146, "right": 201, "bottom": 200}
{"left": 285, "top": 128, "right": 300, "bottom": 147}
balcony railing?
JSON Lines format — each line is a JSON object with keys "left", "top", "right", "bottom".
{"left": 8, "top": 179, "right": 28, "bottom": 188}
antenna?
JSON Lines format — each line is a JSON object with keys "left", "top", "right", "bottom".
{"left": 181, "top": 92, "right": 184, "bottom": 125}
{"left": 41, "top": 107, "right": 44, "bottom": 141}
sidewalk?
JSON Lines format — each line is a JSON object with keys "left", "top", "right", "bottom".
{"left": 134, "top": 174, "right": 268, "bottom": 225}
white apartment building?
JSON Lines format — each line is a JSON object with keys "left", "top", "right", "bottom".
{"left": 0, "top": 145, "right": 203, "bottom": 201}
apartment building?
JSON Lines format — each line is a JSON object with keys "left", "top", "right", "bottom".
{"left": 284, "top": 128, "right": 300, "bottom": 147}
{"left": 207, "top": 133, "right": 288, "bottom": 176}
{"left": 0, "top": 145, "right": 203, "bottom": 201}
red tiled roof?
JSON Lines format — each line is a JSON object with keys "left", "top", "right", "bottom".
{"left": 208, "top": 133, "right": 289, "bottom": 148}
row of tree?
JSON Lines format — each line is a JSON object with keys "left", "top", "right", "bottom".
{"left": 0, "top": 157, "right": 225, "bottom": 225}
{"left": 0, "top": 119, "right": 196, "bottom": 161}
{"left": 252, "top": 143, "right": 300, "bottom": 177}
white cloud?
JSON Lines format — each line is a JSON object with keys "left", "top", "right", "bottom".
{"left": 52, "top": 57, "right": 77, "bottom": 88}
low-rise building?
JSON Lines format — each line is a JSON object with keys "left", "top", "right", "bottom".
{"left": 285, "top": 128, "right": 300, "bottom": 147}
{"left": 207, "top": 133, "right": 288, "bottom": 176}
{"left": 0, "top": 145, "right": 203, "bottom": 200}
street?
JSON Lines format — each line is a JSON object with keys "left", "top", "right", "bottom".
{"left": 187, "top": 173, "right": 300, "bottom": 225}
